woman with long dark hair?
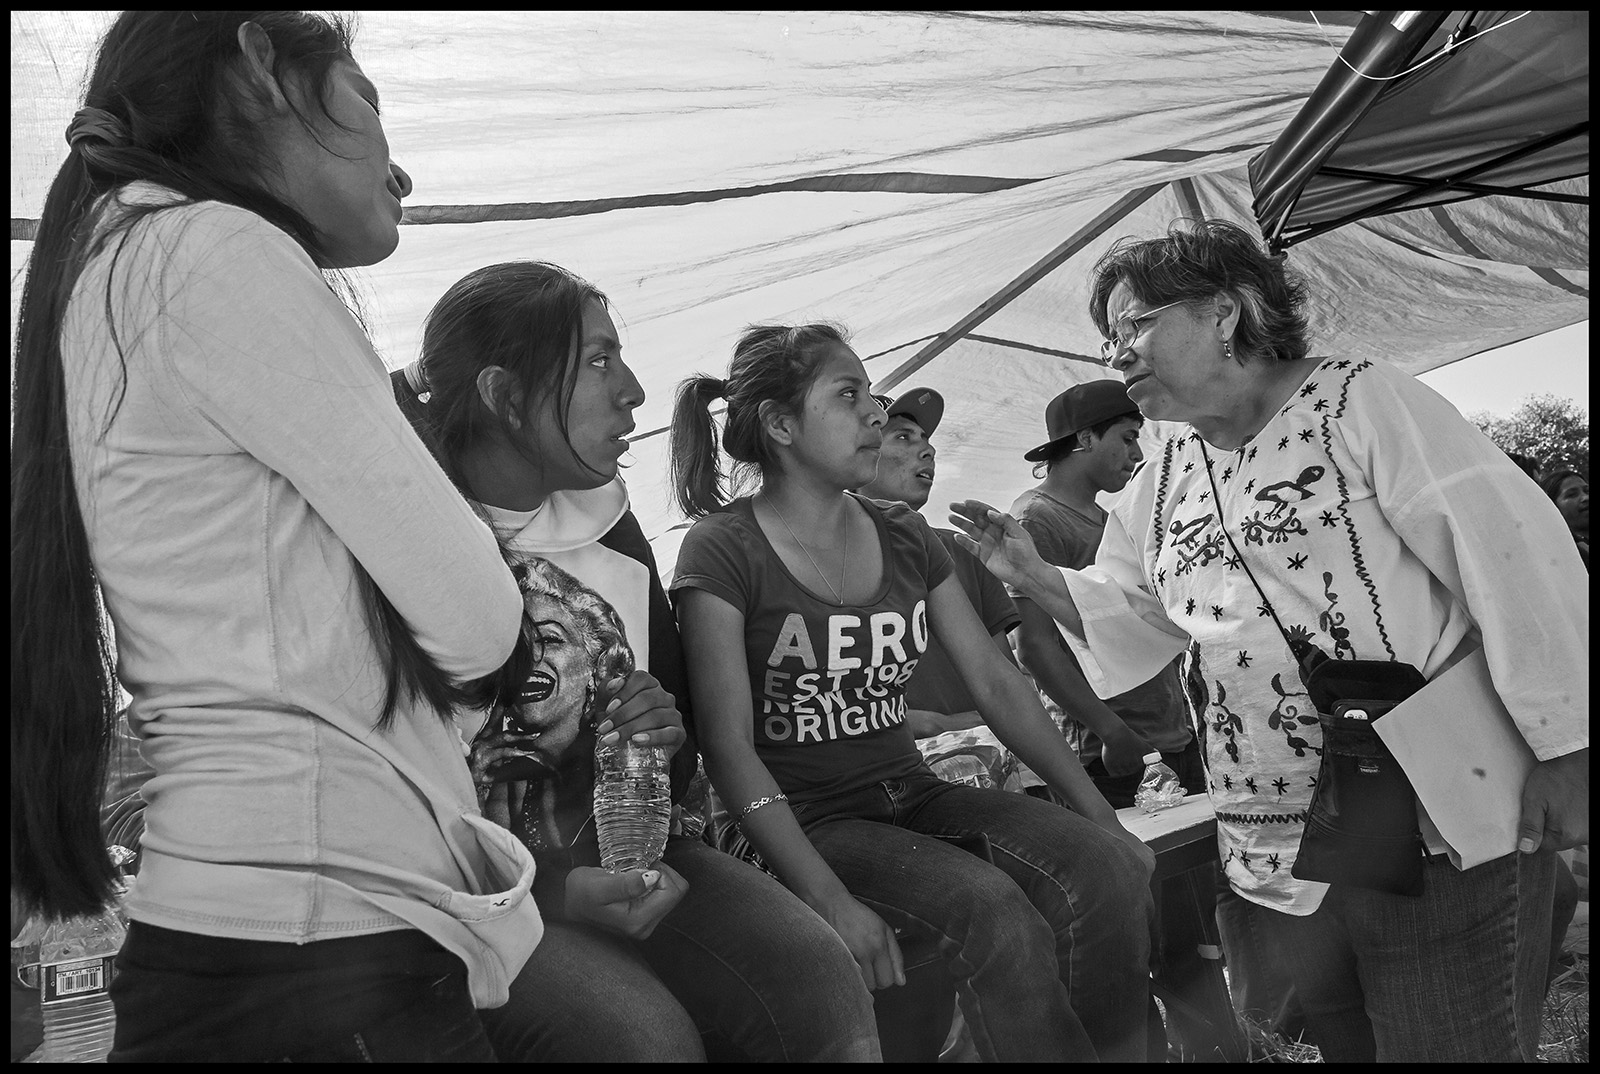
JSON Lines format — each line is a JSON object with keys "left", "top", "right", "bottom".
{"left": 12, "top": 12, "right": 533, "bottom": 1061}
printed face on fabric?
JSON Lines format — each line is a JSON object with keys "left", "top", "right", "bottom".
{"left": 486, "top": 558, "right": 635, "bottom": 856}
{"left": 501, "top": 567, "right": 631, "bottom": 777}
{"left": 783, "top": 343, "right": 885, "bottom": 489}
{"left": 1085, "top": 415, "right": 1144, "bottom": 494}
{"left": 865, "top": 414, "right": 936, "bottom": 509}
{"left": 1105, "top": 281, "right": 1219, "bottom": 425}
{"left": 265, "top": 58, "right": 412, "bottom": 268}
{"left": 523, "top": 299, "right": 644, "bottom": 492}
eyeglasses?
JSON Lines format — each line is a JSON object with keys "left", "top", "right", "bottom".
{"left": 1100, "top": 299, "right": 1185, "bottom": 365}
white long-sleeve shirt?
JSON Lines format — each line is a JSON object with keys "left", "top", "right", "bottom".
{"left": 1057, "top": 356, "right": 1588, "bottom": 914}
{"left": 61, "top": 185, "right": 537, "bottom": 1004}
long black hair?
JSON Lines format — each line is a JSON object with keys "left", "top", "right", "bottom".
{"left": 11, "top": 12, "right": 453, "bottom": 920}
{"left": 668, "top": 323, "right": 851, "bottom": 518}
{"left": 393, "top": 261, "right": 614, "bottom": 494}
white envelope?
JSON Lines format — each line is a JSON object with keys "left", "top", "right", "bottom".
{"left": 1375, "top": 647, "right": 1537, "bottom": 870}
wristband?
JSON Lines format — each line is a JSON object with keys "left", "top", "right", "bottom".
{"left": 737, "top": 793, "right": 789, "bottom": 822}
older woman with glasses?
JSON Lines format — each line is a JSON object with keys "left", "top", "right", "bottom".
{"left": 951, "top": 219, "right": 1587, "bottom": 1064}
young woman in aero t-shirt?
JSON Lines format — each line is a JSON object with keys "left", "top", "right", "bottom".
{"left": 667, "top": 322, "right": 1157, "bottom": 1063}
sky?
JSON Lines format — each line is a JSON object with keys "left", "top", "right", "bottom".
{"left": 1417, "top": 319, "right": 1589, "bottom": 421}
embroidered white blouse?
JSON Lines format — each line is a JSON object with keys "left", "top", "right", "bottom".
{"left": 1056, "top": 356, "right": 1589, "bottom": 914}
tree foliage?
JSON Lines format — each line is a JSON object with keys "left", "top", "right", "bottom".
{"left": 1468, "top": 394, "right": 1588, "bottom": 480}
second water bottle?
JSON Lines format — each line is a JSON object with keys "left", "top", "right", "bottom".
{"left": 1134, "top": 752, "right": 1186, "bottom": 814}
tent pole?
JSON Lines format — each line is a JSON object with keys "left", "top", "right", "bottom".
{"left": 1174, "top": 178, "right": 1207, "bottom": 224}
{"left": 876, "top": 183, "right": 1165, "bottom": 391}
{"left": 1314, "top": 165, "right": 1589, "bottom": 204}
{"left": 1279, "top": 121, "right": 1591, "bottom": 250}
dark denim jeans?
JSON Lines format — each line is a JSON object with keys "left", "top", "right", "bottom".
{"left": 1215, "top": 878, "right": 1306, "bottom": 1038}
{"left": 480, "top": 835, "right": 880, "bottom": 1062}
{"left": 108, "top": 923, "right": 495, "bottom": 1062}
{"left": 793, "top": 772, "right": 1154, "bottom": 1062}
{"left": 1221, "top": 849, "right": 1557, "bottom": 1062}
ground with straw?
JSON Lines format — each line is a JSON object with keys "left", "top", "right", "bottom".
{"left": 1207, "top": 913, "right": 1589, "bottom": 1063}
{"left": 1538, "top": 917, "right": 1589, "bottom": 1064}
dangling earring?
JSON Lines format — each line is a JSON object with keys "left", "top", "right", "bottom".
{"left": 1223, "top": 339, "right": 1235, "bottom": 362}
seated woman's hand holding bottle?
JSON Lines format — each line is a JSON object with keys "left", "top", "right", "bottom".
{"left": 563, "top": 861, "right": 688, "bottom": 941}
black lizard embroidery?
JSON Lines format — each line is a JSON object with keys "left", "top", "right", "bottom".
{"left": 1169, "top": 514, "right": 1226, "bottom": 576}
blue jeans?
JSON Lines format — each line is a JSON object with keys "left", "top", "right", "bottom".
{"left": 1549, "top": 854, "right": 1578, "bottom": 986}
{"left": 1215, "top": 881, "right": 1306, "bottom": 1037}
{"left": 1224, "top": 849, "right": 1557, "bottom": 1062}
{"left": 794, "top": 773, "right": 1154, "bottom": 1062}
{"left": 108, "top": 923, "right": 495, "bottom": 1062}
{"left": 480, "top": 835, "right": 879, "bottom": 1062}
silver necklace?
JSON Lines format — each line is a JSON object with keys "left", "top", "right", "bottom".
{"left": 762, "top": 493, "right": 849, "bottom": 604}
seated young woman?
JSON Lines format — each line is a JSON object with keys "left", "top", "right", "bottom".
{"left": 393, "top": 262, "right": 880, "bottom": 1062}
{"left": 666, "top": 323, "right": 1158, "bottom": 1062}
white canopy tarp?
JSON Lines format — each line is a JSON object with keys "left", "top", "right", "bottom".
{"left": 11, "top": 11, "right": 1588, "bottom": 570}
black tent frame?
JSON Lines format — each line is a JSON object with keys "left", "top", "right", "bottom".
{"left": 1251, "top": 10, "right": 1590, "bottom": 254}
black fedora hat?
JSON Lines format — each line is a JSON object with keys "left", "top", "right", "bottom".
{"left": 1023, "top": 380, "right": 1140, "bottom": 462}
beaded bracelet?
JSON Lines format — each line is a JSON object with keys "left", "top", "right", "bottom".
{"left": 737, "top": 793, "right": 789, "bottom": 821}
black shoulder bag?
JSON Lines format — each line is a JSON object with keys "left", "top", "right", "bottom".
{"left": 1198, "top": 445, "right": 1427, "bottom": 896}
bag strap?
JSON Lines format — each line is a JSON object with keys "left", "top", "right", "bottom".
{"left": 1197, "top": 442, "right": 1327, "bottom": 680}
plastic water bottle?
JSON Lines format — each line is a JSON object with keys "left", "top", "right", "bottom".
{"left": 1134, "top": 752, "right": 1186, "bottom": 814}
{"left": 16, "top": 846, "right": 135, "bottom": 1063}
{"left": 593, "top": 741, "right": 671, "bottom": 873}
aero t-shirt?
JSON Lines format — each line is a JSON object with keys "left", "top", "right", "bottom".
{"left": 670, "top": 494, "right": 954, "bottom": 803}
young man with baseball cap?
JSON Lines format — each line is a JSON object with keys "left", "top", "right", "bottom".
{"left": 858, "top": 387, "right": 1022, "bottom": 740}
{"left": 1008, "top": 380, "right": 1204, "bottom": 808}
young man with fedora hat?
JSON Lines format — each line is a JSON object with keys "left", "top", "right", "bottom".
{"left": 1007, "top": 380, "right": 1204, "bottom": 807}
{"left": 858, "top": 387, "right": 1022, "bottom": 740}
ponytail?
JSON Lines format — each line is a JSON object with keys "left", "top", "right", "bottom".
{"left": 668, "top": 323, "right": 849, "bottom": 521}
{"left": 390, "top": 362, "right": 435, "bottom": 454}
{"left": 669, "top": 375, "right": 731, "bottom": 518}
{"left": 11, "top": 176, "right": 120, "bottom": 917}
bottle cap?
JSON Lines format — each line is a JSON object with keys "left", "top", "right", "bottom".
{"left": 1141, "top": 752, "right": 1161, "bottom": 765}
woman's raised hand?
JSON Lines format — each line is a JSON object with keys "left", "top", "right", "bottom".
{"left": 468, "top": 726, "right": 535, "bottom": 826}
{"left": 947, "top": 500, "right": 1050, "bottom": 592}
{"left": 596, "top": 670, "right": 688, "bottom": 757}
{"left": 476, "top": 776, "right": 528, "bottom": 831}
